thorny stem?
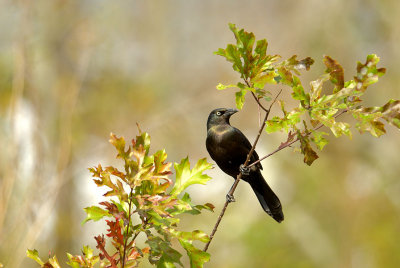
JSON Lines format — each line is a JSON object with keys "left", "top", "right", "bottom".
{"left": 121, "top": 188, "right": 134, "bottom": 267}
{"left": 203, "top": 88, "right": 282, "bottom": 252}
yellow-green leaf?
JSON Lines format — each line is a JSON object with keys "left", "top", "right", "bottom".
{"left": 170, "top": 158, "right": 212, "bottom": 198}
{"left": 27, "top": 249, "right": 44, "bottom": 266}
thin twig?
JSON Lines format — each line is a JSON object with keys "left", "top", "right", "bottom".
{"left": 121, "top": 188, "right": 134, "bottom": 267}
{"left": 245, "top": 78, "right": 269, "bottom": 112}
{"left": 248, "top": 109, "right": 348, "bottom": 168}
{"left": 204, "top": 89, "right": 282, "bottom": 252}
{"left": 251, "top": 92, "right": 269, "bottom": 112}
{"left": 257, "top": 101, "right": 261, "bottom": 128}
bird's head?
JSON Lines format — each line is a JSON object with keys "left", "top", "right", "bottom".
{"left": 207, "top": 108, "right": 238, "bottom": 129}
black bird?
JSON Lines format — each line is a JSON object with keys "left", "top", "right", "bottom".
{"left": 206, "top": 108, "right": 284, "bottom": 222}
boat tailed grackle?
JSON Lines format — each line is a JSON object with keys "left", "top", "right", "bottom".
{"left": 206, "top": 108, "right": 284, "bottom": 222}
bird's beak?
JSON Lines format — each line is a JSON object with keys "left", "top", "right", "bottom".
{"left": 226, "top": 108, "right": 239, "bottom": 116}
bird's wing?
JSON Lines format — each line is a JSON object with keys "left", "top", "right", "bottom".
{"left": 232, "top": 127, "right": 263, "bottom": 170}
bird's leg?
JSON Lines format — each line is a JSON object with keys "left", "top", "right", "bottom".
{"left": 239, "top": 164, "right": 250, "bottom": 176}
{"left": 226, "top": 193, "right": 236, "bottom": 203}
{"left": 226, "top": 183, "right": 236, "bottom": 203}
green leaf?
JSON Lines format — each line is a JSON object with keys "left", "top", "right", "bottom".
{"left": 172, "top": 229, "right": 210, "bottom": 243}
{"left": 287, "top": 108, "right": 305, "bottom": 125}
{"left": 229, "top": 23, "right": 255, "bottom": 61}
{"left": 170, "top": 158, "right": 212, "bottom": 198}
{"left": 265, "top": 116, "right": 284, "bottom": 133}
{"left": 170, "top": 193, "right": 214, "bottom": 216}
{"left": 109, "top": 133, "right": 130, "bottom": 159}
{"left": 147, "top": 236, "right": 183, "bottom": 267}
{"left": 66, "top": 253, "right": 81, "bottom": 268}
{"left": 359, "top": 120, "right": 386, "bottom": 137}
{"left": 178, "top": 239, "right": 210, "bottom": 268}
{"left": 354, "top": 54, "right": 386, "bottom": 92}
{"left": 82, "top": 245, "right": 97, "bottom": 261}
{"left": 158, "top": 255, "right": 177, "bottom": 268}
{"left": 292, "top": 81, "right": 310, "bottom": 108}
{"left": 310, "top": 74, "right": 330, "bottom": 104}
{"left": 254, "top": 39, "right": 268, "bottom": 58}
{"left": 27, "top": 251, "right": 61, "bottom": 268}
{"left": 264, "top": 105, "right": 304, "bottom": 134}
{"left": 194, "top": 203, "right": 215, "bottom": 212}
{"left": 48, "top": 256, "right": 61, "bottom": 268}
{"left": 27, "top": 249, "right": 44, "bottom": 266}
{"left": 216, "top": 83, "right": 237, "bottom": 90}
{"left": 331, "top": 121, "right": 352, "bottom": 138}
{"left": 381, "top": 99, "right": 400, "bottom": 129}
{"left": 311, "top": 131, "right": 329, "bottom": 150}
{"left": 351, "top": 99, "right": 400, "bottom": 137}
{"left": 225, "top": 44, "right": 243, "bottom": 74}
{"left": 82, "top": 206, "right": 110, "bottom": 224}
{"left": 353, "top": 111, "right": 386, "bottom": 137}
{"left": 167, "top": 229, "right": 210, "bottom": 268}
{"left": 136, "top": 131, "right": 151, "bottom": 154}
{"left": 311, "top": 110, "right": 352, "bottom": 138}
{"left": 235, "top": 89, "right": 247, "bottom": 110}
{"left": 252, "top": 72, "right": 276, "bottom": 88}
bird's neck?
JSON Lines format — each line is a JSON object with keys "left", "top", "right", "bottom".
{"left": 207, "top": 124, "right": 233, "bottom": 138}
{"left": 207, "top": 120, "right": 230, "bottom": 131}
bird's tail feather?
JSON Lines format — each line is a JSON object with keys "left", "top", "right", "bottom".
{"left": 249, "top": 172, "right": 284, "bottom": 223}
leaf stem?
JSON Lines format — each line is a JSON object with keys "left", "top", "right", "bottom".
{"left": 121, "top": 188, "right": 134, "bottom": 267}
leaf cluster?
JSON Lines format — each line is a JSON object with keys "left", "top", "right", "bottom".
{"left": 28, "top": 131, "right": 214, "bottom": 268}
{"left": 216, "top": 24, "right": 400, "bottom": 165}
{"left": 216, "top": 23, "right": 314, "bottom": 109}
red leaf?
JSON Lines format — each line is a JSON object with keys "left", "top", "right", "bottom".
{"left": 94, "top": 235, "right": 118, "bottom": 268}
{"left": 105, "top": 219, "right": 124, "bottom": 246}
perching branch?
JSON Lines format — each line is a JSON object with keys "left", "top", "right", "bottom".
{"left": 203, "top": 89, "right": 282, "bottom": 252}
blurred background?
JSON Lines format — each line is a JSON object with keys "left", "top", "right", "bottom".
{"left": 1, "top": 0, "right": 400, "bottom": 267}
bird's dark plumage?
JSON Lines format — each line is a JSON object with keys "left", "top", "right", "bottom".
{"left": 206, "top": 108, "right": 284, "bottom": 222}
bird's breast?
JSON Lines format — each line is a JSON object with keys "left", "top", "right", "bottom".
{"left": 206, "top": 126, "right": 236, "bottom": 153}
{"left": 206, "top": 126, "right": 247, "bottom": 175}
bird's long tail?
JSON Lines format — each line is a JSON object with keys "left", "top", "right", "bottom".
{"left": 249, "top": 172, "right": 284, "bottom": 223}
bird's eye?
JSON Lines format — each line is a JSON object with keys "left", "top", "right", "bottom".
{"left": 216, "top": 111, "right": 222, "bottom": 116}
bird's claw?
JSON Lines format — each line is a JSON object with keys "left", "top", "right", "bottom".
{"left": 239, "top": 164, "right": 250, "bottom": 176}
{"left": 226, "top": 193, "right": 236, "bottom": 203}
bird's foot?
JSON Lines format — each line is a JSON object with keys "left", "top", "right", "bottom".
{"left": 239, "top": 164, "right": 250, "bottom": 176}
{"left": 226, "top": 193, "right": 236, "bottom": 203}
